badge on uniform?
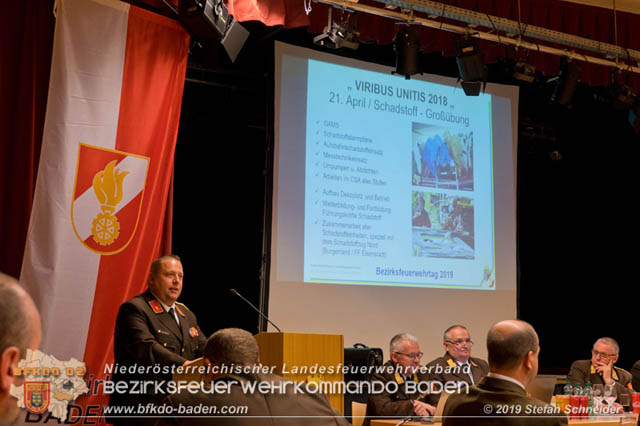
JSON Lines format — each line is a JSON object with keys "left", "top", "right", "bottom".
{"left": 189, "top": 327, "right": 199, "bottom": 337}
{"left": 149, "top": 300, "right": 163, "bottom": 314}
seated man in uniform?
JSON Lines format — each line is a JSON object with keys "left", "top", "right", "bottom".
{"left": 364, "top": 333, "right": 435, "bottom": 426}
{"left": 109, "top": 255, "right": 207, "bottom": 424}
{"left": 425, "top": 325, "right": 489, "bottom": 405}
{"left": 631, "top": 360, "right": 640, "bottom": 392}
{"left": 443, "top": 320, "right": 566, "bottom": 426}
{"left": 161, "top": 328, "right": 350, "bottom": 426}
{"left": 567, "top": 337, "right": 632, "bottom": 402}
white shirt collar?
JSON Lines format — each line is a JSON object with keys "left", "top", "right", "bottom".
{"left": 158, "top": 300, "right": 176, "bottom": 312}
{"left": 487, "top": 372, "right": 526, "bottom": 390}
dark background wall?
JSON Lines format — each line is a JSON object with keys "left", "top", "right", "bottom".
{"left": 172, "top": 28, "right": 640, "bottom": 375}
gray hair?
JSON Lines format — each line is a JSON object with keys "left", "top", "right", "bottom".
{"left": 594, "top": 337, "right": 619, "bottom": 355}
{"left": 390, "top": 333, "right": 419, "bottom": 355}
{"left": 0, "top": 272, "right": 32, "bottom": 357}
{"left": 204, "top": 328, "right": 260, "bottom": 367}
{"left": 487, "top": 320, "right": 539, "bottom": 370}
{"left": 443, "top": 325, "right": 468, "bottom": 341}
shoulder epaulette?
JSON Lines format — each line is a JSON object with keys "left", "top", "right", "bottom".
{"left": 174, "top": 304, "right": 186, "bottom": 317}
{"left": 148, "top": 300, "right": 163, "bottom": 314}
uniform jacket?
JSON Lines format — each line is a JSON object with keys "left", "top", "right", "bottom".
{"left": 425, "top": 352, "right": 489, "bottom": 404}
{"left": 159, "top": 372, "right": 351, "bottom": 426}
{"left": 567, "top": 359, "right": 633, "bottom": 401}
{"left": 108, "top": 290, "right": 207, "bottom": 422}
{"left": 631, "top": 360, "right": 640, "bottom": 392}
{"left": 443, "top": 375, "right": 568, "bottom": 426}
{"left": 363, "top": 360, "right": 432, "bottom": 426}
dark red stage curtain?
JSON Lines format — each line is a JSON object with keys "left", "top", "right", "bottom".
{"left": 0, "top": 0, "right": 54, "bottom": 278}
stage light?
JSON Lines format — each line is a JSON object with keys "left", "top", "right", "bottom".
{"left": 179, "top": 0, "right": 249, "bottom": 63}
{"left": 394, "top": 25, "right": 421, "bottom": 80}
{"left": 456, "top": 38, "right": 487, "bottom": 96}
{"left": 551, "top": 59, "right": 580, "bottom": 107}
{"left": 313, "top": 9, "right": 360, "bottom": 50}
{"left": 610, "top": 82, "right": 636, "bottom": 110}
{"left": 629, "top": 104, "right": 640, "bottom": 135}
{"left": 513, "top": 61, "right": 536, "bottom": 83}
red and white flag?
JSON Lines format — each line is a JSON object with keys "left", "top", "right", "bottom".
{"left": 20, "top": 0, "right": 189, "bottom": 422}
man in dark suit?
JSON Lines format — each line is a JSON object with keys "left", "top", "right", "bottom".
{"left": 567, "top": 337, "right": 632, "bottom": 402}
{"left": 161, "top": 328, "right": 350, "bottom": 426}
{"left": 109, "top": 255, "right": 207, "bottom": 424}
{"left": 443, "top": 320, "right": 567, "bottom": 426}
{"left": 363, "top": 333, "right": 435, "bottom": 426}
{"left": 631, "top": 360, "right": 640, "bottom": 392}
{"left": 425, "top": 325, "right": 489, "bottom": 405}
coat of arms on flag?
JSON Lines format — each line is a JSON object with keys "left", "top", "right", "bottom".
{"left": 71, "top": 143, "right": 149, "bottom": 255}
{"left": 24, "top": 382, "right": 50, "bottom": 414}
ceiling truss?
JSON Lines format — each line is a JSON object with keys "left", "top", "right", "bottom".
{"left": 313, "top": 0, "right": 640, "bottom": 75}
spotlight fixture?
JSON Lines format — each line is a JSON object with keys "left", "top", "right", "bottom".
{"left": 629, "top": 102, "right": 640, "bottom": 135}
{"left": 179, "top": 0, "right": 249, "bottom": 63}
{"left": 394, "top": 25, "right": 421, "bottom": 80}
{"left": 610, "top": 82, "right": 636, "bottom": 110}
{"left": 551, "top": 59, "right": 580, "bottom": 107}
{"left": 455, "top": 38, "right": 487, "bottom": 96}
{"left": 313, "top": 9, "right": 360, "bottom": 50}
{"left": 512, "top": 61, "right": 536, "bottom": 83}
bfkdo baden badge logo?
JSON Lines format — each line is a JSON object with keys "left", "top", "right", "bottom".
{"left": 71, "top": 143, "right": 149, "bottom": 255}
{"left": 24, "top": 382, "right": 50, "bottom": 414}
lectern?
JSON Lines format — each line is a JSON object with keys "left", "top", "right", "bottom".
{"left": 254, "top": 332, "right": 344, "bottom": 414}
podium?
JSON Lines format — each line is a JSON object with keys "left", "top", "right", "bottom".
{"left": 254, "top": 332, "right": 344, "bottom": 414}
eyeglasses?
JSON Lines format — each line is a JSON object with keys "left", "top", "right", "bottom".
{"left": 394, "top": 351, "right": 424, "bottom": 360}
{"left": 445, "top": 339, "right": 474, "bottom": 347}
{"left": 592, "top": 349, "right": 616, "bottom": 360}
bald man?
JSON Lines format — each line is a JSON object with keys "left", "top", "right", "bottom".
{"left": 443, "top": 320, "right": 566, "bottom": 426}
{"left": 0, "top": 272, "right": 42, "bottom": 425}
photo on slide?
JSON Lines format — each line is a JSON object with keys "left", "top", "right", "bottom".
{"left": 412, "top": 191, "right": 475, "bottom": 259}
{"left": 411, "top": 122, "right": 474, "bottom": 191}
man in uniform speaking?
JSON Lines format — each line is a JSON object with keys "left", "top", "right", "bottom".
{"left": 108, "top": 255, "right": 207, "bottom": 424}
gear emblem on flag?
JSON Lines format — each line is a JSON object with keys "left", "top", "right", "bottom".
{"left": 91, "top": 212, "right": 120, "bottom": 245}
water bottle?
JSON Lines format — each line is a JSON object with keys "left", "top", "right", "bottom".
{"left": 584, "top": 382, "right": 594, "bottom": 418}
{"left": 563, "top": 381, "right": 573, "bottom": 395}
{"left": 573, "top": 384, "right": 583, "bottom": 395}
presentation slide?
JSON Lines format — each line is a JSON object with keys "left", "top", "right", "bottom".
{"left": 269, "top": 42, "right": 518, "bottom": 358}
{"left": 303, "top": 59, "right": 494, "bottom": 289}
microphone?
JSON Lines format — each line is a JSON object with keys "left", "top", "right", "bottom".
{"left": 229, "top": 288, "right": 282, "bottom": 332}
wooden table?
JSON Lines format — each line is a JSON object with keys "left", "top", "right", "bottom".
{"left": 370, "top": 415, "right": 636, "bottom": 426}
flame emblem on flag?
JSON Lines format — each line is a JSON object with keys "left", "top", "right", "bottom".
{"left": 90, "top": 160, "right": 129, "bottom": 245}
